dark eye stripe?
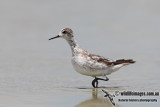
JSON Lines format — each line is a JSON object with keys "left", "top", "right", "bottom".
{"left": 62, "top": 31, "right": 66, "bottom": 34}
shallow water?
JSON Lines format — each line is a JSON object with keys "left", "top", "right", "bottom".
{"left": 0, "top": 0, "right": 160, "bottom": 107}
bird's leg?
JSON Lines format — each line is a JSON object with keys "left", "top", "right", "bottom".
{"left": 92, "top": 76, "right": 109, "bottom": 88}
{"left": 96, "top": 76, "right": 109, "bottom": 81}
{"left": 95, "top": 78, "right": 98, "bottom": 88}
{"left": 92, "top": 77, "right": 99, "bottom": 88}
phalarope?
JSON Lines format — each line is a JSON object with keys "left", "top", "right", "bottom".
{"left": 49, "top": 28, "right": 135, "bottom": 88}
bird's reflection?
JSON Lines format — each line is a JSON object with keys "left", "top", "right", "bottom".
{"left": 75, "top": 88, "right": 120, "bottom": 107}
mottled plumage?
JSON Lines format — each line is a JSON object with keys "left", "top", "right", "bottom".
{"left": 49, "top": 28, "right": 135, "bottom": 87}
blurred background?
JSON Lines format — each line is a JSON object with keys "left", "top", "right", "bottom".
{"left": 0, "top": 0, "right": 160, "bottom": 107}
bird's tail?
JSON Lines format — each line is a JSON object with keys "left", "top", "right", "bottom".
{"left": 113, "top": 59, "right": 135, "bottom": 65}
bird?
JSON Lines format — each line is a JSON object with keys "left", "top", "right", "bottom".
{"left": 102, "top": 89, "right": 115, "bottom": 106}
{"left": 49, "top": 28, "right": 135, "bottom": 88}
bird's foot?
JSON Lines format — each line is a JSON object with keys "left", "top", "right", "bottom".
{"left": 92, "top": 77, "right": 99, "bottom": 88}
{"left": 92, "top": 76, "right": 109, "bottom": 88}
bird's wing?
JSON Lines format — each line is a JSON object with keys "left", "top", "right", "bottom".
{"left": 88, "top": 54, "right": 113, "bottom": 66}
{"left": 112, "top": 59, "right": 135, "bottom": 65}
{"left": 88, "top": 54, "right": 135, "bottom": 66}
{"left": 102, "top": 89, "right": 108, "bottom": 94}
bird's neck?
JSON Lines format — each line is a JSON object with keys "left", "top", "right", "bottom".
{"left": 66, "top": 37, "right": 81, "bottom": 56}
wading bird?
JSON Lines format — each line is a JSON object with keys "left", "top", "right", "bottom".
{"left": 49, "top": 28, "right": 135, "bottom": 88}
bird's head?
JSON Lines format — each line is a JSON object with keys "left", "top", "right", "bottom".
{"left": 49, "top": 28, "right": 73, "bottom": 41}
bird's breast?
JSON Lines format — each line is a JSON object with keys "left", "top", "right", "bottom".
{"left": 71, "top": 55, "right": 113, "bottom": 76}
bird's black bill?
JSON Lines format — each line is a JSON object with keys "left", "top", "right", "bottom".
{"left": 49, "top": 35, "right": 60, "bottom": 40}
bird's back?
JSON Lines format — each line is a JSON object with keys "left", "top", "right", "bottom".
{"left": 71, "top": 47, "right": 135, "bottom": 77}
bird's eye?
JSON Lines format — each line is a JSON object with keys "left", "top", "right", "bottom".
{"left": 62, "top": 31, "right": 66, "bottom": 34}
